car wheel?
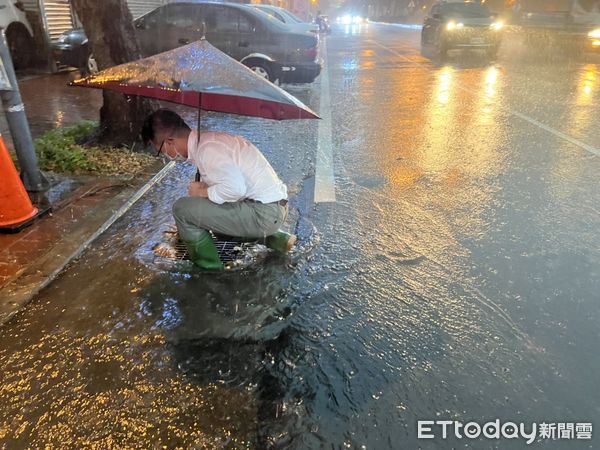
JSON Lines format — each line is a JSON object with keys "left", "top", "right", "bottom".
{"left": 6, "top": 25, "right": 34, "bottom": 70}
{"left": 245, "top": 61, "right": 274, "bottom": 82}
{"left": 80, "top": 54, "right": 98, "bottom": 76}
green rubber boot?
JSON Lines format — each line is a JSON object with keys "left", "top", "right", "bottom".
{"left": 184, "top": 232, "right": 224, "bottom": 270}
{"left": 265, "top": 231, "right": 297, "bottom": 254}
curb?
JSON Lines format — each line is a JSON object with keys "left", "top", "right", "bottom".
{"left": 0, "top": 161, "right": 175, "bottom": 327}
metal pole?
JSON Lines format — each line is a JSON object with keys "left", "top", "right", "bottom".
{"left": 0, "top": 28, "right": 48, "bottom": 192}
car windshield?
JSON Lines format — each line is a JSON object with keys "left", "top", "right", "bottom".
{"left": 439, "top": 2, "right": 491, "bottom": 18}
{"left": 260, "top": 8, "right": 286, "bottom": 23}
{"left": 247, "top": 7, "right": 292, "bottom": 31}
{"left": 256, "top": 6, "right": 303, "bottom": 24}
{"left": 278, "top": 9, "right": 304, "bottom": 23}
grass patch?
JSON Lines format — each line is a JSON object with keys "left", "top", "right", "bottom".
{"left": 34, "top": 121, "right": 156, "bottom": 175}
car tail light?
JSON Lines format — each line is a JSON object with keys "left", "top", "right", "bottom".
{"left": 14, "top": 1, "right": 25, "bottom": 12}
{"left": 304, "top": 46, "right": 318, "bottom": 60}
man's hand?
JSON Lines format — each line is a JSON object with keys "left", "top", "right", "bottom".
{"left": 188, "top": 181, "right": 209, "bottom": 198}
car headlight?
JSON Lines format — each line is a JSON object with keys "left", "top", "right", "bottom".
{"left": 446, "top": 21, "right": 463, "bottom": 31}
{"left": 491, "top": 21, "right": 504, "bottom": 31}
{"left": 588, "top": 28, "right": 600, "bottom": 39}
{"left": 341, "top": 15, "right": 352, "bottom": 25}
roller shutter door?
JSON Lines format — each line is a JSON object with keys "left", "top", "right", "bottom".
{"left": 20, "top": 0, "right": 39, "bottom": 13}
{"left": 127, "top": 0, "right": 166, "bottom": 19}
{"left": 42, "top": 0, "right": 74, "bottom": 41}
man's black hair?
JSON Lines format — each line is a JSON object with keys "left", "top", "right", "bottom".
{"left": 141, "top": 109, "right": 190, "bottom": 146}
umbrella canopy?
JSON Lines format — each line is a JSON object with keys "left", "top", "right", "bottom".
{"left": 70, "top": 39, "right": 320, "bottom": 120}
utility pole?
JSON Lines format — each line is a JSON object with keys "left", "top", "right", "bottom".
{"left": 0, "top": 28, "right": 48, "bottom": 192}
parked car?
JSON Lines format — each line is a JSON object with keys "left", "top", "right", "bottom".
{"left": 52, "top": 2, "right": 321, "bottom": 84}
{"left": 51, "top": 28, "right": 97, "bottom": 75}
{"left": 1, "top": 0, "right": 35, "bottom": 69}
{"left": 251, "top": 4, "right": 318, "bottom": 34}
{"left": 421, "top": 1, "right": 503, "bottom": 59}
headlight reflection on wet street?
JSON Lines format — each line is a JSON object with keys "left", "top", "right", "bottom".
{"left": 1, "top": 21, "right": 599, "bottom": 449}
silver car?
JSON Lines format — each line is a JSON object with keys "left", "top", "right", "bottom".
{"left": 0, "top": 0, "right": 35, "bottom": 69}
{"left": 252, "top": 4, "right": 318, "bottom": 34}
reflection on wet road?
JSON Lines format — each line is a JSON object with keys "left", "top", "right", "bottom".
{"left": 2, "top": 72, "right": 102, "bottom": 140}
{"left": 1, "top": 24, "right": 599, "bottom": 448}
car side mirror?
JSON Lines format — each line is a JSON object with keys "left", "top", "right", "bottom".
{"left": 135, "top": 18, "right": 147, "bottom": 30}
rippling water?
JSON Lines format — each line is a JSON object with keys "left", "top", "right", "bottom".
{"left": 2, "top": 26, "right": 599, "bottom": 450}
{"left": 2, "top": 158, "right": 596, "bottom": 448}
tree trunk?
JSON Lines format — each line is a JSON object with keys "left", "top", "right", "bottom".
{"left": 70, "top": 0, "right": 158, "bottom": 146}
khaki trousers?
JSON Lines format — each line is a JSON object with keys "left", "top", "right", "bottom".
{"left": 172, "top": 197, "right": 287, "bottom": 242}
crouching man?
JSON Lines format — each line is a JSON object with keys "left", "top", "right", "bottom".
{"left": 142, "top": 109, "right": 296, "bottom": 269}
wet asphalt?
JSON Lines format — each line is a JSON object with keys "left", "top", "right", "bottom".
{"left": 0, "top": 23, "right": 599, "bottom": 449}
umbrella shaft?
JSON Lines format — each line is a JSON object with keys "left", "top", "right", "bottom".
{"left": 196, "top": 94, "right": 202, "bottom": 182}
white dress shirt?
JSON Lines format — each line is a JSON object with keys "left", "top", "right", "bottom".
{"left": 187, "top": 130, "right": 288, "bottom": 205}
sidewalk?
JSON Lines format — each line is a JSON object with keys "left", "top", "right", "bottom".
{"left": 0, "top": 70, "right": 176, "bottom": 327}
{"left": 0, "top": 176, "right": 129, "bottom": 287}
{"left": 0, "top": 161, "right": 172, "bottom": 326}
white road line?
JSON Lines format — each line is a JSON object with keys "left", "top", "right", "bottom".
{"left": 369, "top": 39, "right": 600, "bottom": 157}
{"left": 368, "top": 21, "right": 423, "bottom": 30}
{"left": 511, "top": 112, "right": 600, "bottom": 156}
{"left": 314, "top": 41, "right": 337, "bottom": 203}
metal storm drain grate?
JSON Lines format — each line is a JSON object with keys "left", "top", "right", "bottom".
{"left": 154, "top": 230, "right": 264, "bottom": 264}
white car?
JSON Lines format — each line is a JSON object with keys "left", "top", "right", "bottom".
{"left": 252, "top": 4, "right": 319, "bottom": 34}
{"left": 0, "top": 0, "right": 35, "bottom": 69}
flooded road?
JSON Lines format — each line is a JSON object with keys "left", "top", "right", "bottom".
{"left": 1, "top": 24, "right": 599, "bottom": 449}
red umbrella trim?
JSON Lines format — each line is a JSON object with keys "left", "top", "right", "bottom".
{"left": 72, "top": 81, "right": 320, "bottom": 120}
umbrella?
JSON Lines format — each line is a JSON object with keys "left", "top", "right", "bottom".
{"left": 70, "top": 38, "right": 320, "bottom": 121}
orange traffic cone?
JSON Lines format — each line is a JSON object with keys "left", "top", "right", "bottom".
{"left": 0, "top": 134, "right": 39, "bottom": 232}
